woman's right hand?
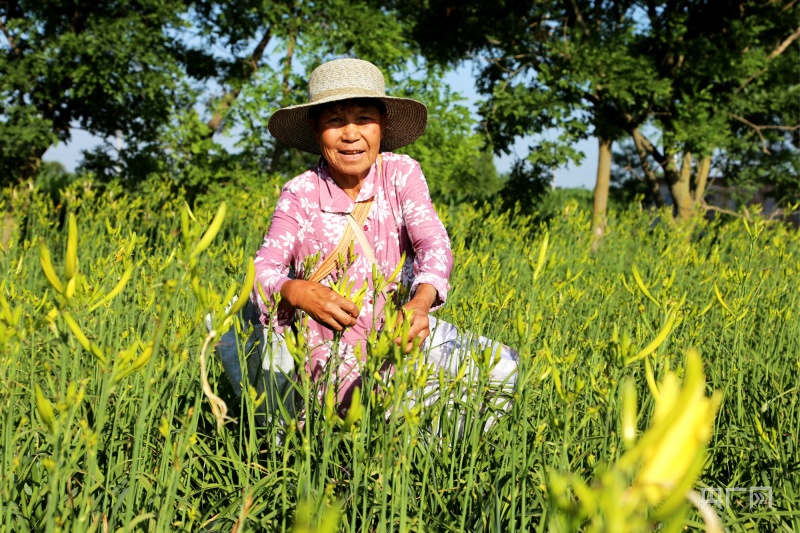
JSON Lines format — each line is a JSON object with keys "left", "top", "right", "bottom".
{"left": 280, "top": 280, "right": 360, "bottom": 331}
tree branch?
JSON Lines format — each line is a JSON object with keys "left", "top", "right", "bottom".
{"left": 280, "top": 25, "right": 295, "bottom": 99}
{"left": 693, "top": 155, "right": 711, "bottom": 204}
{"left": 267, "top": 20, "right": 298, "bottom": 174}
{"left": 767, "top": 207, "right": 800, "bottom": 222}
{"left": 781, "top": 0, "right": 800, "bottom": 12}
{"left": 248, "top": 26, "right": 272, "bottom": 75}
{"left": 206, "top": 90, "right": 241, "bottom": 134}
{"left": 728, "top": 113, "right": 800, "bottom": 154}
{"left": 737, "top": 25, "right": 800, "bottom": 92}
{"left": 206, "top": 27, "right": 273, "bottom": 134}
{"left": 0, "top": 17, "right": 21, "bottom": 56}
{"left": 630, "top": 128, "right": 665, "bottom": 207}
{"left": 496, "top": 60, "right": 534, "bottom": 92}
{"left": 769, "top": 24, "right": 800, "bottom": 59}
{"left": 566, "top": 0, "right": 590, "bottom": 35}
{"left": 701, "top": 202, "right": 753, "bottom": 222}
{"left": 631, "top": 128, "right": 668, "bottom": 168}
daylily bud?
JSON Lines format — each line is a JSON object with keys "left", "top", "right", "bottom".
{"left": 635, "top": 349, "right": 722, "bottom": 505}
{"left": 621, "top": 377, "right": 637, "bottom": 448}
{"left": 35, "top": 384, "right": 56, "bottom": 432}
{"left": 342, "top": 387, "right": 363, "bottom": 429}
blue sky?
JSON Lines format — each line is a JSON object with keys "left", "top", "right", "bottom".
{"left": 442, "top": 63, "right": 598, "bottom": 189}
{"left": 43, "top": 61, "right": 598, "bottom": 189}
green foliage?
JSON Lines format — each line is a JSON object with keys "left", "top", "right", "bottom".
{"left": 0, "top": 105, "right": 58, "bottom": 180}
{"left": 0, "top": 0, "right": 187, "bottom": 183}
{"left": 497, "top": 159, "right": 552, "bottom": 214}
{"left": 197, "top": 0, "right": 418, "bottom": 178}
{"left": 34, "top": 161, "right": 76, "bottom": 199}
{"left": 395, "top": 68, "right": 502, "bottom": 204}
{"left": 1, "top": 183, "right": 799, "bottom": 531}
{"left": 714, "top": 40, "right": 800, "bottom": 204}
{"left": 716, "top": 141, "right": 800, "bottom": 206}
{"left": 1, "top": 0, "right": 499, "bottom": 199}
{"left": 392, "top": 0, "right": 661, "bottom": 156}
{"left": 393, "top": 0, "right": 799, "bottom": 208}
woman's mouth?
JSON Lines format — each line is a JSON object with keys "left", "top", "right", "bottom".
{"left": 338, "top": 150, "right": 365, "bottom": 160}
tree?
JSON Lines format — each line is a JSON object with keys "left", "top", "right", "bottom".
{"left": 0, "top": 0, "right": 188, "bottom": 184}
{"left": 628, "top": 1, "right": 799, "bottom": 219}
{"left": 392, "top": 0, "right": 799, "bottom": 226}
{"left": 390, "top": 0, "right": 663, "bottom": 235}
{"left": 188, "top": 0, "right": 416, "bottom": 176}
{"left": 2, "top": 0, "right": 500, "bottom": 199}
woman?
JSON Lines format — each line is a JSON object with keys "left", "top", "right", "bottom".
{"left": 244, "top": 58, "right": 516, "bottom": 411}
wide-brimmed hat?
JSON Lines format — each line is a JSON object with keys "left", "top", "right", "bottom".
{"left": 267, "top": 58, "right": 427, "bottom": 154}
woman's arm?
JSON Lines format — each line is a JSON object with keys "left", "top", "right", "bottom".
{"left": 252, "top": 190, "right": 301, "bottom": 326}
{"left": 398, "top": 160, "right": 453, "bottom": 309}
{"left": 394, "top": 158, "right": 454, "bottom": 349}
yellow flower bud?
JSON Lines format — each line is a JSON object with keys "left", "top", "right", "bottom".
{"left": 35, "top": 384, "right": 56, "bottom": 432}
{"left": 343, "top": 387, "right": 363, "bottom": 429}
{"left": 65, "top": 212, "right": 78, "bottom": 280}
{"left": 621, "top": 378, "right": 637, "bottom": 448}
{"left": 635, "top": 349, "right": 722, "bottom": 505}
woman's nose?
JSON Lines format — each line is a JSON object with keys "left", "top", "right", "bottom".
{"left": 341, "top": 122, "right": 359, "bottom": 139}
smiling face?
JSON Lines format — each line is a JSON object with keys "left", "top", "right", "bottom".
{"left": 311, "top": 99, "right": 386, "bottom": 186}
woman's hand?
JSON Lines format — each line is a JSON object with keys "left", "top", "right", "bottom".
{"left": 281, "top": 280, "right": 359, "bottom": 331}
{"left": 397, "top": 283, "right": 438, "bottom": 352}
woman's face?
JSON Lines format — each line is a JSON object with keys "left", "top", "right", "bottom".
{"left": 313, "top": 101, "right": 385, "bottom": 182}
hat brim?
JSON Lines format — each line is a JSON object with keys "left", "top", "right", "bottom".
{"left": 268, "top": 95, "right": 428, "bottom": 154}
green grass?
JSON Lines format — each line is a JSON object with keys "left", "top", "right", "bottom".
{"left": 1, "top": 179, "right": 798, "bottom": 532}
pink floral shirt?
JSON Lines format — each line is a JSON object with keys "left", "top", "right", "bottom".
{"left": 251, "top": 152, "right": 453, "bottom": 399}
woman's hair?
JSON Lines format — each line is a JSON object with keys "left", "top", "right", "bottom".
{"left": 307, "top": 98, "right": 387, "bottom": 128}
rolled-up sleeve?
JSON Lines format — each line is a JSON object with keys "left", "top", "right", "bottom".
{"left": 251, "top": 189, "right": 300, "bottom": 326}
{"left": 399, "top": 161, "right": 453, "bottom": 310}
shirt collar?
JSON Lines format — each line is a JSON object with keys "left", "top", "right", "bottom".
{"left": 317, "top": 157, "right": 380, "bottom": 213}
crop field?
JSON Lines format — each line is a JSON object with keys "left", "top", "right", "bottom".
{"left": 1, "top": 180, "right": 798, "bottom": 532}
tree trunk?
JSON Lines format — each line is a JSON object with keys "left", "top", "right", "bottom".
{"left": 668, "top": 151, "right": 695, "bottom": 220}
{"left": 693, "top": 155, "right": 711, "bottom": 204}
{"left": 632, "top": 130, "right": 706, "bottom": 222}
{"left": 592, "top": 136, "right": 612, "bottom": 243}
{"left": 11, "top": 144, "right": 47, "bottom": 185}
{"left": 205, "top": 28, "right": 273, "bottom": 136}
{"left": 631, "top": 128, "right": 665, "bottom": 207}
{"left": 207, "top": 89, "right": 241, "bottom": 134}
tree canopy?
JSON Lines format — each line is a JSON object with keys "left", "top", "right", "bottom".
{"left": 392, "top": 0, "right": 799, "bottom": 221}
{"left": 2, "top": 0, "right": 796, "bottom": 217}
{"left": 1, "top": 0, "right": 498, "bottom": 204}
{"left": 0, "top": 0, "right": 187, "bottom": 180}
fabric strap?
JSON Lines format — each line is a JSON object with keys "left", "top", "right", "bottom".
{"left": 346, "top": 212, "right": 377, "bottom": 268}
{"left": 308, "top": 155, "right": 380, "bottom": 283}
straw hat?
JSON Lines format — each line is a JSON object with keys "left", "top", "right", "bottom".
{"left": 267, "top": 58, "right": 427, "bottom": 154}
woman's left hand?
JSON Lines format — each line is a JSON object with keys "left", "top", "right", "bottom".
{"left": 397, "top": 284, "right": 438, "bottom": 352}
